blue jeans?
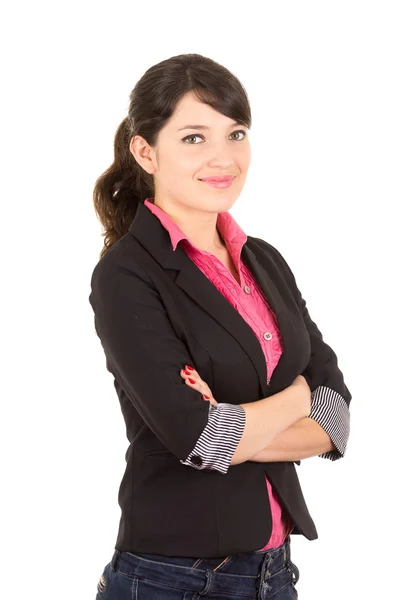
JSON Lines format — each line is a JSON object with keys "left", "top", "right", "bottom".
{"left": 95, "top": 535, "right": 300, "bottom": 599}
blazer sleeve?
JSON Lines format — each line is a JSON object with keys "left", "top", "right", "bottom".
{"left": 254, "top": 238, "right": 352, "bottom": 460}
{"left": 181, "top": 402, "right": 246, "bottom": 474}
{"left": 89, "top": 255, "right": 216, "bottom": 463}
{"left": 307, "top": 386, "right": 350, "bottom": 460}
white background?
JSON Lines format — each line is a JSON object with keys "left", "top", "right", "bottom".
{"left": 1, "top": 1, "right": 396, "bottom": 598}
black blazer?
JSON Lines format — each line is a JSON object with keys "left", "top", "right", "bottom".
{"left": 89, "top": 200, "right": 352, "bottom": 557}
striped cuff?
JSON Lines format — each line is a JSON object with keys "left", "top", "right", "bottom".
{"left": 180, "top": 403, "right": 246, "bottom": 475}
{"left": 309, "top": 386, "right": 350, "bottom": 461}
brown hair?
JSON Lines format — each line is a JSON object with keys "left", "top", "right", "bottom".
{"left": 92, "top": 53, "right": 252, "bottom": 259}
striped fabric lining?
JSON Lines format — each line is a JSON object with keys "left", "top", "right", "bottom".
{"left": 180, "top": 403, "right": 246, "bottom": 474}
{"left": 180, "top": 386, "right": 350, "bottom": 473}
{"left": 308, "top": 386, "right": 350, "bottom": 460}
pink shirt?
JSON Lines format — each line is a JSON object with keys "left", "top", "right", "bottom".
{"left": 144, "top": 197, "right": 293, "bottom": 551}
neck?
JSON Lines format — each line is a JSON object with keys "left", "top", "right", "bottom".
{"left": 152, "top": 197, "right": 226, "bottom": 253}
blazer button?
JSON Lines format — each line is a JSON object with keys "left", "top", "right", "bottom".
{"left": 191, "top": 455, "right": 203, "bottom": 466}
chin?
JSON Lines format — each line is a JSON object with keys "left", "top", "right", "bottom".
{"left": 205, "top": 196, "right": 239, "bottom": 212}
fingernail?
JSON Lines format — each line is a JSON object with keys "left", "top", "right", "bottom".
{"left": 185, "top": 365, "right": 193, "bottom": 371}
{"left": 203, "top": 395, "right": 210, "bottom": 399}
{"left": 188, "top": 378, "right": 196, "bottom": 384}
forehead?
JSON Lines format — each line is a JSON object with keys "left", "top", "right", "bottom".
{"left": 168, "top": 92, "right": 237, "bottom": 128}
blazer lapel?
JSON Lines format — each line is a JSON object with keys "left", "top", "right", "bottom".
{"left": 129, "top": 202, "right": 296, "bottom": 397}
{"left": 241, "top": 244, "right": 299, "bottom": 392}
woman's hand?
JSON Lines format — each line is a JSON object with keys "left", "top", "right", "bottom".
{"left": 180, "top": 365, "right": 218, "bottom": 406}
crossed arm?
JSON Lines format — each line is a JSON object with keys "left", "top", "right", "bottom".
{"left": 248, "top": 384, "right": 350, "bottom": 463}
{"left": 248, "top": 416, "right": 335, "bottom": 463}
{"left": 180, "top": 383, "right": 350, "bottom": 472}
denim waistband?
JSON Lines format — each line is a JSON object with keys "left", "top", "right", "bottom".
{"left": 111, "top": 536, "right": 292, "bottom": 597}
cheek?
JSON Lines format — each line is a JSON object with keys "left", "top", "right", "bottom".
{"left": 158, "top": 154, "right": 195, "bottom": 186}
{"left": 239, "top": 146, "right": 251, "bottom": 171}
{"left": 163, "top": 147, "right": 198, "bottom": 173}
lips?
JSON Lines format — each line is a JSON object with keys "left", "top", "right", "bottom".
{"left": 199, "top": 176, "right": 235, "bottom": 183}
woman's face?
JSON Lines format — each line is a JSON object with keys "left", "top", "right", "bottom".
{"left": 134, "top": 91, "right": 251, "bottom": 215}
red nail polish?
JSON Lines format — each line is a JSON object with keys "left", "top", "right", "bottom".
{"left": 185, "top": 365, "right": 193, "bottom": 371}
{"left": 188, "top": 378, "right": 196, "bottom": 384}
{"left": 203, "top": 395, "right": 210, "bottom": 399}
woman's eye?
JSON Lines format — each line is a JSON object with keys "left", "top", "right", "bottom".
{"left": 230, "top": 130, "right": 246, "bottom": 141}
{"left": 182, "top": 130, "right": 247, "bottom": 144}
{"left": 183, "top": 134, "right": 203, "bottom": 144}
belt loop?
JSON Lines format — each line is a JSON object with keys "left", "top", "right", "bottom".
{"left": 111, "top": 549, "right": 121, "bottom": 570}
{"left": 285, "top": 536, "right": 291, "bottom": 564}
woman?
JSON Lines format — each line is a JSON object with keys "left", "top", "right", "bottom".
{"left": 90, "top": 53, "right": 352, "bottom": 599}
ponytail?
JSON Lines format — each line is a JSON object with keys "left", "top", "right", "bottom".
{"left": 92, "top": 116, "right": 154, "bottom": 259}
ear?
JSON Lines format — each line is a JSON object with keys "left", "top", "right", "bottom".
{"left": 129, "top": 135, "right": 156, "bottom": 175}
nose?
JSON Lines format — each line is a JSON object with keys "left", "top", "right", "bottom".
{"left": 206, "top": 144, "right": 236, "bottom": 168}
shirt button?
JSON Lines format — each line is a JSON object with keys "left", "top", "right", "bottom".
{"left": 263, "top": 332, "right": 272, "bottom": 341}
{"left": 244, "top": 285, "right": 251, "bottom": 294}
{"left": 191, "top": 455, "right": 203, "bottom": 467}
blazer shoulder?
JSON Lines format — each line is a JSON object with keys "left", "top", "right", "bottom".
{"left": 89, "top": 233, "right": 152, "bottom": 292}
{"left": 247, "top": 235, "right": 296, "bottom": 281}
{"left": 247, "top": 234, "right": 284, "bottom": 258}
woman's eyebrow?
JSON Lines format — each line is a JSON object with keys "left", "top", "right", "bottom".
{"left": 177, "top": 121, "right": 241, "bottom": 131}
